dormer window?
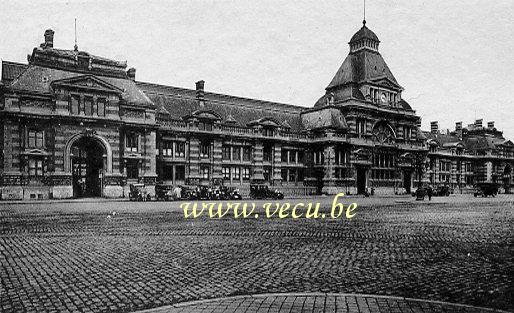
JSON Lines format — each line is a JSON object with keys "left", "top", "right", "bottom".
{"left": 198, "top": 121, "right": 213, "bottom": 131}
{"left": 263, "top": 127, "right": 274, "bottom": 137}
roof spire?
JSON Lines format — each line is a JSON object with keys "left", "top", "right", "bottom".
{"left": 74, "top": 18, "right": 78, "bottom": 51}
{"left": 363, "top": 0, "right": 366, "bottom": 25}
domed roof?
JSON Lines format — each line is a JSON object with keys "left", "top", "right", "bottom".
{"left": 349, "top": 21, "right": 380, "bottom": 43}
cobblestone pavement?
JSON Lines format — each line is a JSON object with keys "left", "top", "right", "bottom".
{"left": 136, "top": 293, "right": 511, "bottom": 313}
{"left": 1, "top": 195, "right": 513, "bottom": 313}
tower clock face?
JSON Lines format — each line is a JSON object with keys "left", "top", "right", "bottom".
{"left": 381, "top": 93, "right": 387, "bottom": 103}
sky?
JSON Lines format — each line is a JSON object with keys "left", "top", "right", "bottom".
{"left": 1, "top": 0, "right": 513, "bottom": 139}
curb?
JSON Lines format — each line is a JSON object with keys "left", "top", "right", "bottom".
{"left": 133, "top": 292, "right": 512, "bottom": 313}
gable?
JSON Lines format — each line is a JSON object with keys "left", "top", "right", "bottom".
{"left": 51, "top": 75, "right": 123, "bottom": 94}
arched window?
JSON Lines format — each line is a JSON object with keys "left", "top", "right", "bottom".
{"left": 372, "top": 122, "right": 395, "bottom": 145}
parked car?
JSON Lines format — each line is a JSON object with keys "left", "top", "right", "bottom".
{"left": 155, "top": 184, "right": 174, "bottom": 201}
{"left": 249, "top": 184, "right": 284, "bottom": 200}
{"left": 129, "top": 183, "right": 151, "bottom": 201}
{"left": 415, "top": 187, "right": 426, "bottom": 200}
{"left": 435, "top": 185, "right": 450, "bottom": 197}
{"left": 190, "top": 185, "right": 211, "bottom": 200}
{"left": 474, "top": 182, "right": 499, "bottom": 197}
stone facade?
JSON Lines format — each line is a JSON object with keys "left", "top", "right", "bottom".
{"left": 1, "top": 25, "right": 512, "bottom": 199}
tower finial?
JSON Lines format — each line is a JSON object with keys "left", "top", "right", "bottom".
{"left": 363, "top": 0, "right": 366, "bottom": 25}
{"left": 74, "top": 18, "right": 78, "bottom": 51}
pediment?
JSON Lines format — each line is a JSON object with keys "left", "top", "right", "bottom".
{"left": 369, "top": 77, "right": 401, "bottom": 90}
{"left": 191, "top": 110, "right": 221, "bottom": 120}
{"left": 248, "top": 117, "right": 281, "bottom": 128}
{"left": 500, "top": 140, "right": 514, "bottom": 147}
{"left": 51, "top": 75, "right": 123, "bottom": 94}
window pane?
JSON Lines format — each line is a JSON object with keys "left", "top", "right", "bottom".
{"left": 97, "top": 98, "right": 106, "bottom": 116}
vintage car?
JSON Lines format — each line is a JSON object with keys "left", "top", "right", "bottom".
{"left": 414, "top": 187, "right": 426, "bottom": 200}
{"left": 190, "top": 185, "right": 211, "bottom": 200}
{"left": 474, "top": 182, "right": 499, "bottom": 197}
{"left": 249, "top": 184, "right": 284, "bottom": 200}
{"left": 434, "top": 185, "right": 450, "bottom": 197}
{"left": 155, "top": 184, "right": 174, "bottom": 201}
{"left": 129, "top": 183, "right": 151, "bottom": 201}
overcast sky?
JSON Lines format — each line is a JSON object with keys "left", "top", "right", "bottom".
{"left": 1, "top": 0, "right": 513, "bottom": 139}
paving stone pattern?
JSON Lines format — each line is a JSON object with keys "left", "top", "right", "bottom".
{"left": 1, "top": 196, "right": 513, "bottom": 312}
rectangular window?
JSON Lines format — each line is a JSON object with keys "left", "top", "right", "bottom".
{"left": 198, "top": 122, "right": 213, "bottom": 131}
{"left": 28, "top": 158, "right": 44, "bottom": 177}
{"left": 175, "top": 165, "right": 185, "bottom": 180}
{"left": 232, "top": 147, "right": 241, "bottom": 161}
{"left": 126, "top": 133, "right": 138, "bottom": 152}
{"left": 162, "top": 141, "right": 173, "bottom": 156}
{"left": 97, "top": 98, "right": 106, "bottom": 116}
{"left": 126, "top": 161, "right": 139, "bottom": 179}
{"left": 70, "top": 95, "right": 80, "bottom": 114}
{"left": 288, "top": 169, "right": 296, "bottom": 182}
{"left": 242, "top": 167, "right": 250, "bottom": 180}
{"left": 162, "top": 164, "right": 173, "bottom": 180}
{"left": 200, "top": 142, "right": 210, "bottom": 158}
{"left": 222, "top": 166, "right": 231, "bottom": 179}
{"left": 298, "top": 169, "right": 304, "bottom": 181}
{"left": 84, "top": 97, "right": 93, "bottom": 116}
{"left": 243, "top": 147, "right": 251, "bottom": 161}
{"left": 263, "top": 145, "right": 272, "bottom": 162}
{"left": 200, "top": 166, "right": 210, "bottom": 179}
{"left": 263, "top": 128, "right": 274, "bottom": 137}
{"left": 222, "top": 146, "right": 231, "bottom": 160}
{"left": 263, "top": 166, "right": 272, "bottom": 181}
{"left": 28, "top": 129, "right": 44, "bottom": 148}
{"left": 281, "top": 149, "right": 288, "bottom": 162}
{"left": 176, "top": 142, "right": 185, "bottom": 157}
{"left": 232, "top": 167, "right": 240, "bottom": 180}
{"left": 289, "top": 151, "right": 296, "bottom": 163}
{"left": 298, "top": 151, "right": 304, "bottom": 163}
{"left": 281, "top": 169, "right": 288, "bottom": 181}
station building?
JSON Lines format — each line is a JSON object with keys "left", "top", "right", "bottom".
{"left": 1, "top": 23, "right": 512, "bottom": 199}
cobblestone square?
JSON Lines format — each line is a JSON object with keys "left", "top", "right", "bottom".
{"left": 1, "top": 196, "right": 513, "bottom": 312}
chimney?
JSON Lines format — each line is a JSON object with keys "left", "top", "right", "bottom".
{"left": 455, "top": 121, "right": 462, "bottom": 131}
{"left": 475, "top": 119, "right": 483, "bottom": 128}
{"left": 195, "top": 80, "right": 205, "bottom": 106}
{"left": 41, "top": 29, "right": 54, "bottom": 49}
{"left": 430, "top": 121, "right": 439, "bottom": 134}
{"left": 127, "top": 68, "right": 136, "bottom": 81}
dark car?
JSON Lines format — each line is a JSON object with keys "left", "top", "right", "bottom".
{"left": 155, "top": 184, "right": 174, "bottom": 201}
{"left": 129, "top": 183, "right": 151, "bottom": 201}
{"left": 474, "top": 182, "right": 499, "bottom": 197}
{"left": 249, "top": 184, "right": 284, "bottom": 200}
{"left": 190, "top": 185, "right": 211, "bottom": 200}
{"left": 435, "top": 185, "right": 450, "bottom": 197}
{"left": 414, "top": 187, "right": 426, "bottom": 201}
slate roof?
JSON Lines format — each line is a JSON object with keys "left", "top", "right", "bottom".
{"left": 137, "top": 82, "right": 305, "bottom": 131}
{"left": 326, "top": 50, "right": 400, "bottom": 90}
{"left": 1, "top": 61, "right": 28, "bottom": 84}
{"left": 5, "top": 63, "right": 152, "bottom": 107}
{"left": 424, "top": 130, "right": 508, "bottom": 153}
{"left": 349, "top": 22, "right": 380, "bottom": 43}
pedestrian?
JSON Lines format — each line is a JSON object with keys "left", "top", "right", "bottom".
{"left": 427, "top": 185, "right": 433, "bottom": 201}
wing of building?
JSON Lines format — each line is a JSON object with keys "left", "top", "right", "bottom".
{"left": 1, "top": 26, "right": 512, "bottom": 200}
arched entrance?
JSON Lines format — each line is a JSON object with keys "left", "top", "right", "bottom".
{"left": 71, "top": 137, "right": 106, "bottom": 197}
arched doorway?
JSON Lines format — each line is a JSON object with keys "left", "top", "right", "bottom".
{"left": 71, "top": 137, "right": 105, "bottom": 197}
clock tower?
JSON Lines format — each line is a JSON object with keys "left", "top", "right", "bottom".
{"left": 301, "top": 20, "right": 427, "bottom": 195}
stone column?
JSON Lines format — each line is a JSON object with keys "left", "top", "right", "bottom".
{"left": 322, "top": 145, "right": 338, "bottom": 195}
{"left": 188, "top": 138, "right": 200, "bottom": 184}
{"left": 252, "top": 141, "right": 264, "bottom": 181}
{"left": 273, "top": 144, "right": 282, "bottom": 185}
{"left": 212, "top": 138, "right": 223, "bottom": 184}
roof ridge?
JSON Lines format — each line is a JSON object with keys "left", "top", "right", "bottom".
{"left": 136, "top": 81, "right": 305, "bottom": 113}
